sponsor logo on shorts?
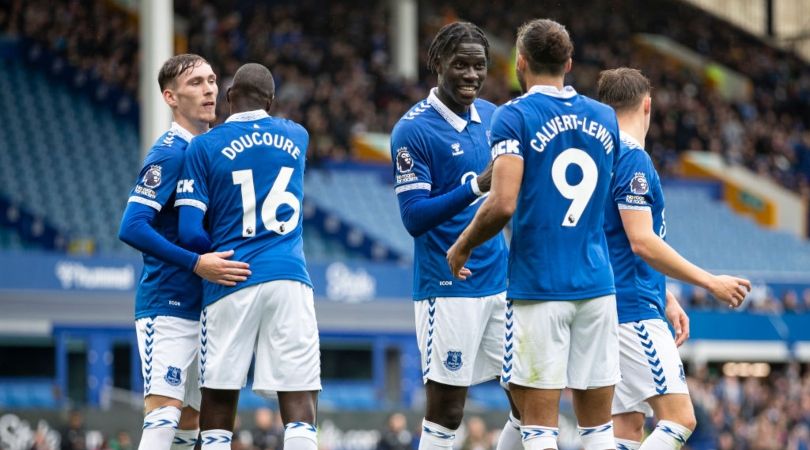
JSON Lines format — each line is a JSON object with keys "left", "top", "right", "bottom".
{"left": 444, "top": 350, "right": 463, "bottom": 371}
{"left": 165, "top": 366, "right": 182, "bottom": 386}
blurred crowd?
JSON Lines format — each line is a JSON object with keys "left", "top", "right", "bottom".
{"left": 1, "top": 0, "right": 809, "bottom": 191}
{"left": 686, "top": 286, "right": 810, "bottom": 314}
{"left": 16, "top": 363, "right": 809, "bottom": 450}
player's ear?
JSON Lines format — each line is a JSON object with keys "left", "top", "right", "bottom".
{"left": 226, "top": 87, "right": 232, "bottom": 105}
{"left": 564, "top": 58, "right": 573, "bottom": 74}
{"left": 162, "top": 89, "right": 177, "bottom": 108}
{"left": 643, "top": 96, "right": 652, "bottom": 115}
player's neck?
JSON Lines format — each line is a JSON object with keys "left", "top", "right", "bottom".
{"left": 525, "top": 74, "right": 564, "bottom": 91}
{"left": 617, "top": 115, "right": 646, "bottom": 147}
{"left": 173, "top": 116, "right": 209, "bottom": 136}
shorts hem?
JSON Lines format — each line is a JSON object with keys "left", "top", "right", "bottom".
{"left": 253, "top": 384, "right": 322, "bottom": 394}
{"left": 143, "top": 388, "right": 185, "bottom": 402}
{"left": 200, "top": 382, "right": 246, "bottom": 391}
{"left": 620, "top": 387, "right": 691, "bottom": 408}
{"left": 506, "top": 379, "right": 567, "bottom": 390}
{"left": 423, "top": 373, "right": 499, "bottom": 387}
{"left": 568, "top": 375, "right": 622, "bottom": 390}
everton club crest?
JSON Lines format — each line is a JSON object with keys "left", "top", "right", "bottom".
{"left": 444, "top": 350, "right": 463, "bottom": 371}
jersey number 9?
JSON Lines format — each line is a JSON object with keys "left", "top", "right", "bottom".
{"left": 551, "top": 148, "right": 598, "bottom": 227}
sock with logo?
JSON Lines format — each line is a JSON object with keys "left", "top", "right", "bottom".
{"left": 284, "top": 422, "right": 318, "bottom": 450}
{"left": 419, "top": 419, "right": 456, "bottom": 450}
{"left": 170, "top": 428, "right": 199, "bottom": 449}
{"left": 139, "top": 406, "right": 180, "bottom": 450}
{"left": 521, "top": 425, "right": 559, "bottom": 450}
{"left": 639, "top": 420, "right": 692, "bottom": 450}
{"left": 616, "top": 438, "right": 641, "bottom": 450}
{"left": 200, "top": 429, "right": 232, "bottom": 449}
{"left": 578, "top": 421, "right": 615, "bottom": 450}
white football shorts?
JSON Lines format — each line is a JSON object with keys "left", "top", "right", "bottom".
{"left": 135, "top": 316, "right": 201, "bottom": 410}
{"left": 414, "top": 292, "right": 507, "bottom": 386}
{"left": 612, "top": 318, "right": 689, "bottom": 416}
{"left": 199, "top": 280, "right": 321, "bottom": 397}
{"left": 503, "top": 295, "right": 621, "bottom": 390}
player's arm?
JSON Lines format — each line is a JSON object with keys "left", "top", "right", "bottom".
{"left": 397, "top": 182, "right": 482, "bottom": 237}
{"left": 620, "top": 209, "right": 750, "bottom": 307}
{"left": 664, "top": 290, "right": 689, "bottom": 346}
{"left": 391, "top": 129, "right": 484, "bottom": 237}
{"left": 118, "top": 202, "right": 199, "bottom": 272}
{"left": 447, "top": 155, "right": 523, "bottom": 279}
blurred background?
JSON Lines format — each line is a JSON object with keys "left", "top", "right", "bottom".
{"left": 0, "top": 0, "right": 809, "bottom": 449}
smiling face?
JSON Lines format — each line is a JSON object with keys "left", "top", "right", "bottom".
{"left": 436, "top": 42, "right": 488, "bottom": 115}
{"left": 163, "top": 61, "right": 218, "bottom": 128}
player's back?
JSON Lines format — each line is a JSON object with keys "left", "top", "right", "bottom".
{"left": 491, "top": 86, "right": 618, "bottom": 300}
{"left": 178, "top": 111, "right": 311, "bottom": 304}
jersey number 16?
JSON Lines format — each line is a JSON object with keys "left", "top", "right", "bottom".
{"left": 232, "top": 167, "right": 300, "bottom": 237}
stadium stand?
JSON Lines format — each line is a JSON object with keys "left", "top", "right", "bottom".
{"left": 0, "top": 0, "right": 809, "bottom": 449}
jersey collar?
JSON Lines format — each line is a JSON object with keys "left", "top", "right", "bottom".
{"left": 619, "top": 131, "right": 644, "bottom": 149}
{"left": 528, "top": 84, "right": 578, "bottom": 99}
{"left": 427, "top": 88, "right": 481, "bottom": 133}
{"left": 225, "top": 109, "right": 270, "bottom": 123}
{"left": 170, "top": 122, "right": 196, "bottom": 143}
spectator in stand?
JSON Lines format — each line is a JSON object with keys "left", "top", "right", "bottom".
{"left": 376, "top": 413, "right": 413, "bottom": 450}
{"left": 251, "top": 408, "right": 284, "bottom": 450}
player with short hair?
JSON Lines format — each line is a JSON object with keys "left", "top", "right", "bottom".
{"left": 118, "top": 53, "right": 251, "bottom": 450}
{"left": 390, "top": 21, "right": 522, "bottom": 450}
{"left": 175, "top": 62, "right": 319, "bottom": 450}
{"left": 597, "top": 67, "right": 750, "bottom": 450}
{"left": 447, "top": 18, "right": 621, "bottom": 450}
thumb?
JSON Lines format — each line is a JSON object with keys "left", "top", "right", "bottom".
{"left": 213, "top": 249, "right": 235, "bottom": 259}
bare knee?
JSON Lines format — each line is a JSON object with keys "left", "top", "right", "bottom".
{"left": 178, "top": 406, "right": 199, "bottom": 430}
{"left": 144, "top": 394, "right": 183, "bottom": 414}
{"left": 613, "top": 413, "right": 645, "bottom": 442}
{"left": 649, "top": 394, "right": 697, "bottom": 431}
{"left": 425, "top": 381, "right": 467, "bottom": 430}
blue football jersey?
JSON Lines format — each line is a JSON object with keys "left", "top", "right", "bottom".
{"left": 604, "top": 132, "right": 667, "bottom": 323}
{"left": 175, "top": 110, "right": 312, "bottom": 307}
{"left": 391, "top": 89, "right": 507, "bottom": 300}
{"left": 490, "top": 85, "right": 618, "bottom": 300}
{"left": 128, "top": 123, "right": 202, "bottom": 320}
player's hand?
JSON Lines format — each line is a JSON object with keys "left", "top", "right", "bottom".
{"left": 707, "top": 275, "right": 751, "bottom": 308}
{"left": 665, "top": 293, "right": 690, "bottom": 347}
{"left": 476, "top": 162, "right": 493, "bottom": 193}
{"left": 446, "top": 241, "right": 472, "bottom": 280}
{"left": 194, "top": 250, "right": 251, "bottom": 286}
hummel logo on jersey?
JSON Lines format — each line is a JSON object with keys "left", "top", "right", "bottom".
{"left": 176, "top": 179, "right": 195, "bottom": 194}
{"left": 451, "top": 142, "right": 464, "bottom": 156}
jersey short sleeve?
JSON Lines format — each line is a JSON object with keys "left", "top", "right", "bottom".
{"left": 391, "top": 125, "right": 433, "bottom": 195}
{"left": 127, "top": 149, "right": 184, "bottom": 212}
{"left": 489, "top": 105, "right": 524, "bottom": 160}
{"left": 614, "top": 149, "right": 657, "bottom": 211}
{"left": 174, "top": 139, "right": 210, "bottom": 212}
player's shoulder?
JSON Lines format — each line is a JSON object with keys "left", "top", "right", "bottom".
{"left": 267, "top": 116, "right": 309, "bottom": 138}
{"left": 616, "top": 134, "right": 654, "bottom": 170}
{"left": 145, "top": 129, "right": 191, "bottom": 162}
{"left": 578, "top": 94, "right": 617, "bottom": 118}
{"left": 394, "top": 98, "right": 434, "bottom": 130}
{"left": 473, "top": 97, "right": 497, "bottom": 114}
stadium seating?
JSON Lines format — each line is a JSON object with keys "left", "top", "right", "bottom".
{"left": 305, "top": 169, "right": 412, "bottom": 260}
{"left": 665, "top": 184, "right": 810, "bottom": 273}
{"left": 0, "top": 59, "right": 139, "bottom": 253}
{"left": 0, "top": 379, "right": 57, "bottom": 409}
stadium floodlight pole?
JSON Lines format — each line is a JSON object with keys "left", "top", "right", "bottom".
{"left": 390, "top": 0, "right": 418, "bottom": 82}
{"left": 139, "top": 0, "right": 174, "bottom": 158}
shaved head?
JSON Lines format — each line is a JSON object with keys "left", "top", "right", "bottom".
{"left": 228, "top": 63, "right": 275, "bottom": 112}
